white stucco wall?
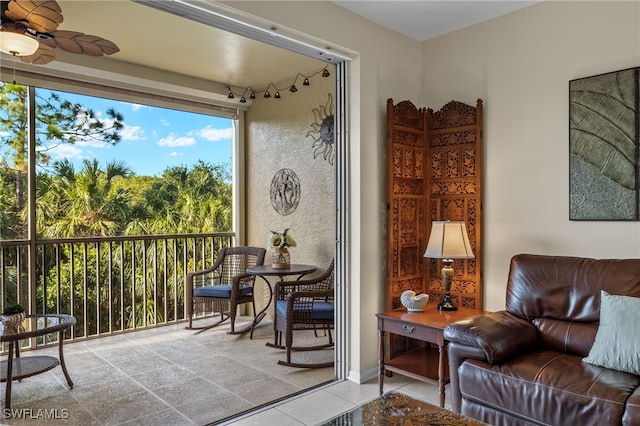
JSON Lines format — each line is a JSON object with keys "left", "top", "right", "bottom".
{"left": 421, "top": 0, "right": 640, "bottom": 313}
{"left": 245, "top": 71, "right": 335, "bottom": 315}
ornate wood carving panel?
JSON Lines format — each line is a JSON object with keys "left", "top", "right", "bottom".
{"left": 386, "top": 100, "right": 428, "bottom": 310}
{"left": 426, "top": 100, "right": 483, "bottom": 309}
{"left": 386, "top": 99, "right": 483, "bottom": 312}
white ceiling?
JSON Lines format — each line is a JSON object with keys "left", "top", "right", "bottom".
{"left": 331, "top": 1, "right": 539, "bottom": 41}
{"left": 4, "top": 1, "right": 539, "bottom": 91}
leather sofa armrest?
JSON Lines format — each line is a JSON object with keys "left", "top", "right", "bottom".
{"left": 443, "top": 311, "right": 537, "bottom": 364}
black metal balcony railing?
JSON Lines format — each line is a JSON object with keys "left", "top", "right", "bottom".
{"left": 0, "top": 232, "right": 234, "bottom": 346}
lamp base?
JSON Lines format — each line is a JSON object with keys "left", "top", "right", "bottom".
{"left": 439, "top": 259, "right": 458, "bottom": 311}
{"left": 438, "top": 297, "right": 458, "bottom": 311}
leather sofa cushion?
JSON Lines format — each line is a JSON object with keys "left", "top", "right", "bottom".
{"left": 459, "top": 350, "right": 640, "bottom": 425}
{"left": 444, "top": 311, "right": 538, "bottom": 364}
{"left": 505, "top": 255, "right": 640, "bottom": 322}
{"left": 532, "top": 318, "right": 597, "bottom": 357}
{"left": 623, "top": 387, "right": 640, "bottom": 426}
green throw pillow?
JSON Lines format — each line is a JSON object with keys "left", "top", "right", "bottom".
{"left": 583, "top": 291, "right": 640, "bottom": 375}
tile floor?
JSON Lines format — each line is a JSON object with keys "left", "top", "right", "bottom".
{"left": 225, "top": 375, "right": 449, "bottom": 426}
{"left": 0, "top": 317, "right": 336, "bottom": 425}
{"left": 0, "top": 317, "right": 446, "bottom": 425}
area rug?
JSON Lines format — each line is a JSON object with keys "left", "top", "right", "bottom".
{"left": 319, "top": 391, "right": 488, "bottom": 425}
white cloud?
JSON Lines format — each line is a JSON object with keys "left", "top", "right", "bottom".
{"left": 169, "top": 152, "right": 181, "bottom": 157}
{"left": 160, "top": 119, "right": 170, "bottom": 126}
{"left": 120, "top": 125, "right": 144, "bottom": 141}
{"left": 74, "top": 139, "right": 111, "bottom": 148}
{"left": 131, "top": 104, "right": 145, "bottom": 112}
{"left": 48, "top": 144, "right": 84, "bottom": 159}
{"left": 157, "top": 133, "right": 196, "bottom": 147}
{"left": 193, "top": 125, "right": 232, "bottom": 142}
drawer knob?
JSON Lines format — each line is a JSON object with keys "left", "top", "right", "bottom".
{"left": 403, "top": 325, "right": 415, "bottom": 333}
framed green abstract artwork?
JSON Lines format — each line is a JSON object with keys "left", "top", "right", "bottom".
{"left": 569, "top": 67, "right": 639, "bottom": 220}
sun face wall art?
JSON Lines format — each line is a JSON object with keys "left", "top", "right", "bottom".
{"left": 307, "top": 93, "right": 335, "bottom": 165}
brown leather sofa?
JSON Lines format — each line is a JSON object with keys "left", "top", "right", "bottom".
{"left": 443, "top": 254, "right": 640, "bottom": 426}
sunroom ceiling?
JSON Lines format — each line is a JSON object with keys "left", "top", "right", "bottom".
{"left": 2, "top": 1, "right": 538, "bottom": 92}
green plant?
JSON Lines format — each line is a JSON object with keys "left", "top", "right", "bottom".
{"left": 2, "top": 303, "right": 24, "bottom": 316}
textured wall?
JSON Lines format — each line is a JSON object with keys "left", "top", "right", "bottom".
{"left": 246, "top": 69, "right": 335, "bottom": 315}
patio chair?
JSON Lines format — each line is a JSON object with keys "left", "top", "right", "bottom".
{"left": 186, "top": 246, "right": 266, "bottom": 334}
{"left": 267, "top": 260, "right": 335, "bottom": 368}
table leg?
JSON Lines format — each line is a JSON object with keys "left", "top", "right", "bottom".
{"left": 5, "top": 342, "right": 14, "bottom": 410}
{"left": 231, "top": 275, "right": 274, "bottom": 338}
{"left": 58, "top": 331, "right": 73, "bottom": 388}
{"left": 438, "top": 343, "right": 445, "bottom": 408}
{"left": 378, "top": 329, "right": 385, "bottom": 395}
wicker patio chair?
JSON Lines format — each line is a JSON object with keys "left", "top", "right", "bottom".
{"left": 186, "top": 246, "right": 266, "bottom": 334}
{"left": 267, "top": 260, "right": 334, "bottom": 368}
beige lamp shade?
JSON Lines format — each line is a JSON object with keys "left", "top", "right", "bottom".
{"left": 0, "top": 30, "right": 40, "bottom": 56}
{"left": 424, "top": 221, "right": 474, "bottom": 259}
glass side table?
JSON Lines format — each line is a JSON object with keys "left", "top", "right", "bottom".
{"left": 0, "top": 314, "right": 76, "bottom": 409}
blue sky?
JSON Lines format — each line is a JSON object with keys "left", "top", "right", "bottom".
{"left": 40, "top": 88, "right": 233, "bottom": 177}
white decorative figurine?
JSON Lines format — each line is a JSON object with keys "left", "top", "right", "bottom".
{"left": 400, "top": 290, "right": 429, "bottom": 312}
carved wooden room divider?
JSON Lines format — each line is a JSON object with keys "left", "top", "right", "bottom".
{"left": 385, "top": 99, "right": 483, "bottom": 315}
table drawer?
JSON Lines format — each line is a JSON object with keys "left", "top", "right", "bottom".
{"left": 383, "top": 319, "right": 439, "bottom": 342}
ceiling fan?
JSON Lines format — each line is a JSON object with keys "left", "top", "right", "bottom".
{"left": 0, "top": 0, "right": 119, "bottom": 64}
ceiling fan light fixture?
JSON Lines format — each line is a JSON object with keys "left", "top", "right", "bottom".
{"left": 0, "top": 28, "right": 39, "bottom": 56}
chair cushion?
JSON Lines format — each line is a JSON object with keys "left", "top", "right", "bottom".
{"left": 276, "top": 300, "right": 334, "bottom": 320}
{"left": 194, "top": 285, "right": 252, "bottom": 298}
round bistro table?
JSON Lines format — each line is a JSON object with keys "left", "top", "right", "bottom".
{"left": 0, "top": 314, "right": 76, "bottom": 409}
{"left": 245, "top": 264, "right": 316, "bottom": 338}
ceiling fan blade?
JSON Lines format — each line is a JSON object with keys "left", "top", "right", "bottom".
{"left": 5, "top": 0, "right": 63, "bottom": 33}
{"left": 50, "top": 30, "right": 119, "bottom": 56}
{"left": 20, "top": 42, "right": 55, "bottom": 64}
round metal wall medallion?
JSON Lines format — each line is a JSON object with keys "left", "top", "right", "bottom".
{"left": 270, "top": 169, "right": 300, "bottom": 216}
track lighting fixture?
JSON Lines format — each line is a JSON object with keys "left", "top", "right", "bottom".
{"left": 303, "top": 78, "right": 310, "bottom": 86}
{"left": 290, "top": 85, "right": 298, "bottom": 93}
{"left": 322, "top": 68, "right": 330, "bottom": 77}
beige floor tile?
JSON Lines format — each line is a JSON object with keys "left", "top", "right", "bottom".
{"left": 322, "top": 379, "right": 380, "bottom": 406}
{"left": 117, "top": 407, "right": 195, "bottom": 426}
{"left": 172, "top": 389, "right": 254, "bottom": 425}
{"left": 230, "top": 377, "right": 302, "bottom": 406}
{"left": 82, "top": 390, "right": 171, "bottom": 425}
{"left": 275, "top": 390, "right": 356, "bottom": 425}
{"left": 226, "top": 408, "right": 305, "bottom": 426}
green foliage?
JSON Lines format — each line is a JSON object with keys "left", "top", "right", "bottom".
{"left": 0, "top": 82, "right": 233, "bottom": 333}
{"left": 2, "top": 303, "right": 24, "bottom": 316}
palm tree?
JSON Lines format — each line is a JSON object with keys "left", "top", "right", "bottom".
{"left": 37, "top": 159, "right": 132, "bottom": 238}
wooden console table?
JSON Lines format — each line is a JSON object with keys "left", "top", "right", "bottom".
{"left": 376, "top": 307, "right": 484, "bottom": 407}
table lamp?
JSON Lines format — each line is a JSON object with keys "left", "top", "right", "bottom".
{"left": 424, "top": 221, "right": 474, "bottom": 311}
